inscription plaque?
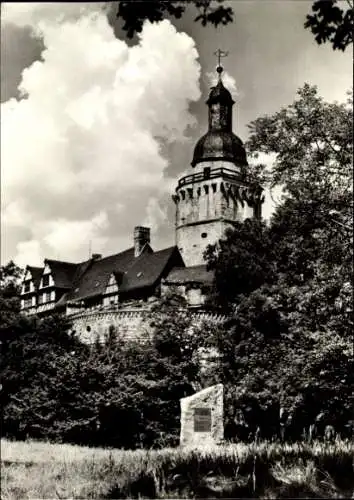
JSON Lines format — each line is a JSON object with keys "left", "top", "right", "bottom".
{"left": 194, "top": 407, "right": 212, "bottom": 432}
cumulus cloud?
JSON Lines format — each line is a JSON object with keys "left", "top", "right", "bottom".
{"left": 206, "top": 70, "right": 238, "bottom": 96}
{"left": 1, "top": 2, "right": 201, "bottom": 266}
{"left": 14, "top": 241, "right": 43, "bottom": 268}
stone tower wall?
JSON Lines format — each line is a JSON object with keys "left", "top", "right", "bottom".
{"left": 174, "top": 164, "right": 255, "bottom": 266}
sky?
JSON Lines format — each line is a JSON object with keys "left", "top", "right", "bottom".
{"left": 1, "top": 1, "right": 352, "bottom": 268}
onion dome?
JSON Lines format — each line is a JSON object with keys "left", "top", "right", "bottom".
{"left": 192, "top": 130, "right": 247, "bottom": 166}
{"left": 191, "top": 65, "right": 248, "bottom": 168}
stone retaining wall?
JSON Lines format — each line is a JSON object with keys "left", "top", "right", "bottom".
{"left": 69, "top": 308, "right": 227, "bottom": 344}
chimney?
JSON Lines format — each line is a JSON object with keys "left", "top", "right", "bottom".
{"left": 134, "top": 226, "right": 150, "bottom": 257}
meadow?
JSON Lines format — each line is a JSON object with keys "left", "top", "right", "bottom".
{"left": 2, "top": 438, "right": 354, "bottom": 498}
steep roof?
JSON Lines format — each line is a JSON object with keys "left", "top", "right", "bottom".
{"left": 27, "top": 266, "right": 43, "bottom": 288}
{"left": 120, "top": 246, "right": 181, "bottom": 292}
{"left": 45, "top": 259, "right": 79, "bottom": 289}
{"left": 164, "top": 265, "right": 214, "bottom": 285}
{"left": 64, "top": 247, "right": 135, "bottom": 301}
{"left": 55, "top": 245, "right": 182, "bottom": 306}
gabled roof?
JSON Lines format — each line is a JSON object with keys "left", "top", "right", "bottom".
{"left": 37, "top": 244, "right": 184, "bottom": 308}
{"left": 44, "top": 259, "right": 79, "bottom": 289}
{"left": 26, "top": 266, "right": 43, "bottom": 288}
{"left": 164, "top": 265, "right": 214, "bottom": 285}
{"left": 63, "top": 247, "right": 135, "bottom": 301}
{"left": 120, "top": 246, "right": 181, "bottom": 292}
{"left": 56, "top": 245, "right": 182, "bottom": 305}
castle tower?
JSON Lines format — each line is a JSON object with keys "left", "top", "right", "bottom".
{"left": 173, "top": 62, "right": 264, "bottom": 267}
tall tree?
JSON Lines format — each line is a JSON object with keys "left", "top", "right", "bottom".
{"left": 205, "top": 85, "right": 353, "bottom": 440}
{"left": 205, "top": 219, "right": 276, "bottom": 310}
{"left": 0, "top": 261, "right": 23, "bottom": 341}
{"left": 247, "top": 84, "right": 352, "bottom": 201}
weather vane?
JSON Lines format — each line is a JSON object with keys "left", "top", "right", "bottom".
{"left": 213, "top": 49, "right": 228, "bottom": 76}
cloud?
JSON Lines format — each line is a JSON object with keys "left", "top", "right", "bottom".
{"left": 206, "top": 70, "right": 238, "bottom": 96}
{"left": 14, "top": 241, "right": 42, "bottom": 268}
{"left": 1, "top": 3, "right": 201, "bottom": 266}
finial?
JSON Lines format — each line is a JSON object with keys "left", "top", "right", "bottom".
{"left": 214, "top": 49, "right": 228, "bottom": 80}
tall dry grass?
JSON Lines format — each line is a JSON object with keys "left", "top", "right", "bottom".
{"left": 2, "top": 438, "right": 353, "bottom": 498}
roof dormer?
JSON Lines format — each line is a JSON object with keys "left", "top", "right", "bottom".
{"left": 103, "top": 272, "right": 121, "bottom": 307}
{"left": 21, "top": 266, "right": 43, "bottom": 295}
{"left": 105, "top": 273, "right": 119, "bottom": 295}
{"left": 39, "top": 263, "right": 55, "bottom": 288}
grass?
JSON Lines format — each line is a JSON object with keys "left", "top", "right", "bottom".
{"left": 1, "top": 438, "right": 354, "bottom": 498}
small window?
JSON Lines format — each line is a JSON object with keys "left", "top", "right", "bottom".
{"left": 137, "top": 272, "right": 143, "bottom": 278}
{"left": 24, "top": 281, "right": 31, "bottom": 293}
{"left": 42, "top": 275, "right": 50, "bottom": 287}
{"left": 86, "top": 326, "right": 91, "bottom": 332}
{"left": 201, "top": 232, "right": 207, "bottom": 239}
{"left": 204, "top": 167, "right": 211, "bottom": 179}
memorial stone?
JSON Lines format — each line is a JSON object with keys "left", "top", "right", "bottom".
{"left": 180, "top": 384, "right": 223, "bottom": 447}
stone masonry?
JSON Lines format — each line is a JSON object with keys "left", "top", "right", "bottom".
{"left": 180, "top": 384, "right": 224, "bottom": 447}
{"left": 70, "top": 309, "right": 227, "bottom": 344}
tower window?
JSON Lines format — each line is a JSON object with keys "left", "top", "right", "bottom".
{"left": 201, "top": 232, "right": 208, "bottom": 239}
{"left": 204, "top": 167, "right": 211, "bottom": 179}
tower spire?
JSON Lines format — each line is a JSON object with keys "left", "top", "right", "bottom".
{"left": 213, "top": 49, "right": 228, "bottom": 80}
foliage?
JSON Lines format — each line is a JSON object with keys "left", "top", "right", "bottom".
{"left": 205, "top": 85, "right": 353, "bottom": 442}
{"left": 116, "top": 0, "right": 234, "bottom": 38}
{"left": 116, "top": 0, "right": 354, "bottom": 53}
{"left": 305, "top": 0, "right": 353, "bottom": 51}
{"left": 247, "top": 84, "right": 353, "bottom": 202}
{"left": 0, "top": 261, "right": 23, "bottom": 341}
{"left": 205, "top": 219, "right": 276, "bottom": 309}
{"left": 1, "top": 294, "right": 209, "bottom": 448}
{"left": 0, "top": 313, "right": 80, "bottom": 440}
{"left": 2, "top": 438, "right": 354, "bottom": 499}
{"left": 214, "top": 279, "right": 353, "bottom": 442}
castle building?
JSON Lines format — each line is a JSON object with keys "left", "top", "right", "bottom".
{"left": 20, "top": 65, "right": 264, "bottom": 340}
